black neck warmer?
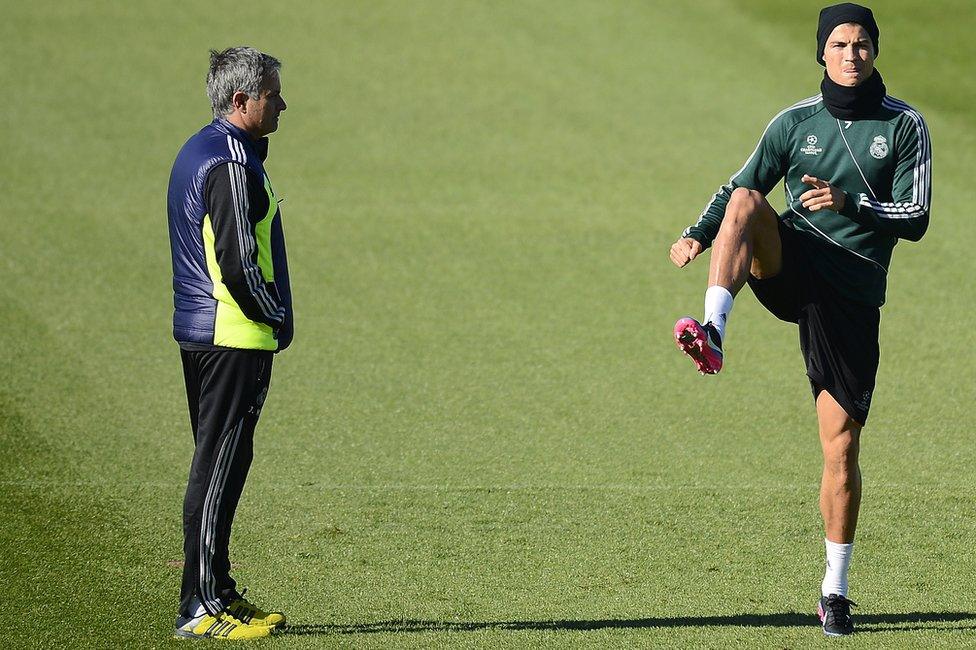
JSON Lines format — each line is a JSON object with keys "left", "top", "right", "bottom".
{"left": 821, "top": 69, "right": 885, "bottom": 120}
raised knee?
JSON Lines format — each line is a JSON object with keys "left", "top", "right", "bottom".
{"left": 722, "top": 187, "right": 766, "bottom": 231}
{"left": 730, "top": 187, "right": 762, "bottom": 202}
{"left": 725, "top": 188, "right": 765, "bottom": 223}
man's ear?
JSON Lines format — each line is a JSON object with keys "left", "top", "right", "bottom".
{"left": 231, "top": 90, "right": 249, "bottom": 114}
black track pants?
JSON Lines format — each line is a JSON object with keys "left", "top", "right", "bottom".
{"left": 178, "top": 348, "right": 273, "bottom": 617}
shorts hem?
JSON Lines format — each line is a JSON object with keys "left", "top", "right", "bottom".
{"left": 808, "top": 376, "right": 869, "bottom": 427}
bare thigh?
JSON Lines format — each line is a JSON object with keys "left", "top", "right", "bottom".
{"left": 748, "top": 197, "right": 783, "bottom": 279}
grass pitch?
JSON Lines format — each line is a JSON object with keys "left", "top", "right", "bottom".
{"left": 2, "top": 1, "right": 975, "bottom": 647}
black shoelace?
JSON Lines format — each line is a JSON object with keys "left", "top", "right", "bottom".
{"left": 824, "top": 595, "right": 857, "bottom": 624}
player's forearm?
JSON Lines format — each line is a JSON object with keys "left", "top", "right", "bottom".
{"left": 213, "top": 232, "right": 285, "bottom": 328}
{"left": 220, "top": 274, "right": 285, "bottom": 328}
{"left": 840, "top": 191, "right": 929, "bottom": 241}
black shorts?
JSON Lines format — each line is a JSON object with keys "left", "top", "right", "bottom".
{"left": 747, "top": 220, "right": 880, "bottom": 425}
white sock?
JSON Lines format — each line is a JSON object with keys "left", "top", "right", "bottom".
{"left": 703, "top": 285, "right": 734, "bottom": 342}
{"left": 822, "top": 539, "right": 854, "bottom": 597}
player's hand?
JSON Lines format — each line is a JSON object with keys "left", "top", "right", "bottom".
{"left": 800, "top": 174, "right": 846, "bottom": 212}
{"left": 669, "top": 237, "right": 703, "bottom": 268}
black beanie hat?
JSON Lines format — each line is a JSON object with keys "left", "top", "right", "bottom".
{"left": 817, "top": 3, "right": 879, "bottom": 66}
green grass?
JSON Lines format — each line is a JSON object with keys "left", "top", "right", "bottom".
{"left": 2, "top": 0, "right": 975, "bottom": 647}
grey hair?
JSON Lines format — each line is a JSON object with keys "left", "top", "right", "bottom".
{"left": 207, "top": 47, "right": 281, "bottom": 118}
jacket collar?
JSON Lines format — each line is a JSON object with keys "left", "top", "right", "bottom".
{"left": 213, "top": 118, "right": 269, "bottom": 162}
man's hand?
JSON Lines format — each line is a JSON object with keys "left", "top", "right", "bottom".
{"left": 669, "top": 237, "right": 703, "bottom": 268}
{"left": 800, "top": 174, "right": 846, "bottom": 212}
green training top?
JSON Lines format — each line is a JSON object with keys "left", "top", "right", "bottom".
{"left": 682, "top": 93, "right": 931, "bottom": 307}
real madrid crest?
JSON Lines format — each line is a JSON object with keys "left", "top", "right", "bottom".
{"left": 869, "top": 135, "right": 889, "bottom": 159}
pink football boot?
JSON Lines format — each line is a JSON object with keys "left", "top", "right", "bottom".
{"left": 673, "top": 317, "right": 724, "bottom": 375}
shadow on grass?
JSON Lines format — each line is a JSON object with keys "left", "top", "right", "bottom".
{"left": 282, "top": 611, "right": 976, "bottom": 636}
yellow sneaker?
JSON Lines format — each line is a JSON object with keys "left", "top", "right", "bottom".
{"left": 174, "top": 610, "right": 272, "bottom": 640}
{"left": 227, "top": 593, "right": 286, "bottom": 629}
